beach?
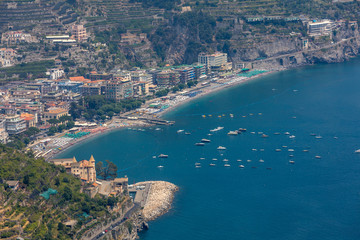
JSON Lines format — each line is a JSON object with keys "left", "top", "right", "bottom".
{"left": 37, "top": 69, "right": 278, "bottom": 160}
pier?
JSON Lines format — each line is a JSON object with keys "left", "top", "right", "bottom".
{"left": 119, "top": 116, "right": 175, "bottom": 125}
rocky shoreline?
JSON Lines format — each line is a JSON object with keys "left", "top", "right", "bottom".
{"left": 139, "top": 181, "right": 179, "bottom": 221}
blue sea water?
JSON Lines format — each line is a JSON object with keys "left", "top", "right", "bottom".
{"left": 57, "top": 58, "right": 360, "bottom": 240}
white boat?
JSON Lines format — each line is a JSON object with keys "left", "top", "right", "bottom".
{"left": 289, "top": 160, "right": 295, "bottom": 164}
{"left": 210, "top": 127, "right": 224, "bottom": 132}
{"left": 195, "top": 165, "right": 201, "bottom": 168}
{"left": 157, "top": 165, "right": 164, "bottom": 168}
{"left": 224, "top": 164, "right": 231, "bottom": 167}
{"left": 355, "top": 149, "right": 360, "bottom": 153}
{"left": 155, "top": 128, "right": 161, "bottom": 131}
{"left": 289, "top": 135, "right": 296, "bottom": 139}
{"left": 195, "top": 162, "right": 201, "bottom": 165}
{"left": 288, "top": 149, "right": 295, "bottom": 152}
{"left": 315, "top": 156, "right": 321, "bottom": 159}
{"left": 252, "top": 148, "right": 257, "bottom": 151}
{"left": 230, "top": 114, "right": 234, "bottom": 118}
{"left": 237, "top": 159, "right": 242, "bottom": 162}
{"left": 158, "top": 154, "right": 168, "bottom": 158}
{"left": 212, "top": 158, "right": 218, "bottom": 161}
{"left": 195, "top": 143, "right": 205, "bottom": 146}
{"left": 200, "top": 157, "right": 205, "bottom": 160}
{"left": 239, "top": 165, "right": 245, "bottom": 168}
{"left": 223, "top": 159, "right": 229, "bottom": 162}
{"left": 275, "top": 149, "right": 281, "bottom": 152}
{"left": 247, "top": 160, "right": 252, "bottom": 162}
{"left": 201, "top": 139, "right": 211, "bottom": 143}
{"left": 274, "top": 132, "right": 280, "bottom": 135}
{"left": 209, "top": 163, "right": 216, "bottom": 166}
{"left": 217, "top": 146, "right": 226, "bottom": 150}
{"left": 177, "top": 129, "right": 184, "bottom": 133}
{"left": 284, "top": 132, "right": 290, "bottom": 135}
{"left": 315, "top": 135, "right": 323, "bottom": 139}
{"left": 282, "top": 146, "right": 287, "bottom": 148}
{"left": 152, "top": 156, "right": 156, "bottom": 159}
{"left": 227, "top": 131, "right": 238, "bottom": 135}
{"left": 185, "top": 132, "right": 191, "bottom": 135}
{"left": 303, "top": 149, "right": 309, "bottom": 152}
{"left": 259, "top": 159, "right": 264, "bottom": 163}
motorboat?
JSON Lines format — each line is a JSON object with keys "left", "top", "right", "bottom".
{"left": 238, "top": 128, "right": 247, "bottom": 132}
{"left": 262, "top": 134, "right": 269, "bottom": 138}
{"left": 185, "top": 132, "right": 191, "bottom": 135}
{"left": 200, "top": 157, "right": 205, "bottom": 160}
{"left": 158, "top": 154, "right": 168, "bottom": 158}
{"left": 210, "top": 127, "right": 224, "bottom": 132}
{"left": 355, "top": 149, "right": 360, "bottom": 153}
{"left": 289, "top": 135, "right": 296, "bottom": 139}
{"left": 239, "top": 165, "right": 245, "bottom": 168}
{"left": 289, "top": 160, "right": 295, "bottom": 164}
{"left": 223, "top": 159, "right": 229, "bottom": 162}
{"left": 177, "top": 129, "right": 184, "bottom": 133}
{"left": 195, "top": 143, "right": 205, "bottom": 146}
{"left": 217, "top": 146, "right": 226, "bottom": 150}
{"left": 157, "top": 165, "right": 164, "bottom": 168}
{"left": 209, "top": 163, "right": 216, "bottom": 166}
{"left": 315, "top": 135, "right": 323, "bottom": 139}
{"left": 275, "top": 149, "right": 281, "bottom": 152}
{"left": 201, "top": 139, "right": 211, "bottom": 143}
{"left": 315, "top": 156, "right": 321, "bottom": 159}
{"left": 224, "top": 164, "right": 231, "bottom": 167}
{"left": 259, "top": 159, "right": 264, "bottom": 163}
{"left": 227, "top": 131, "right": 238, "bottom": 135}
{"left": 237, "top": 159, "right": 242, "bottom": 162}
{"left": 284, "top": 132, "right": 290, "bottom": 135}
{"left": 247, "top": 160, "right": 252, "bottom": 162}
{"left": 212, "top": 158, "right": 218, "bottom": 161}
{"left": 288, "top": 149, "right": 295, "bottom": 152}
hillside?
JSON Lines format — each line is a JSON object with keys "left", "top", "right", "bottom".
{"left": 0, "top": 0, "right": 360, "bottom": 73}
{"left": 0, "top": 145, "right": 131, "bottom": 239}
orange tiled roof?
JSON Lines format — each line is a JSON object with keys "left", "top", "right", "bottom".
{"left": 69, "top": 76, "right": 90, "bottom": 82}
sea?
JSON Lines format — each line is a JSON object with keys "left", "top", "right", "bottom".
{"left": 57, "top": 58, "right": 360, "bottom": 240}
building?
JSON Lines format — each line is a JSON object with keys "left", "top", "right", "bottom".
{"left": 111, "top": 177, "right": 128, "bottom": 194}
{"left": 193, "top": 65, "right": 206, "bottom": 79}
{"left": 1, "top": 31, "right": 34, "bottom": 45}
{"left": 155, "top": 70, "right": 180, "bottom": 87}
{"left": 20, "top": 113, "right": 36, "bottom": 128}
{"left": 80, "top": 85, "right": 101, "bottom": 96}
{"left": 5, "top": 180, "right": 19, "bottom": 191}
{"left": 43, "top": 107, "right": 68, "bottom": 122}
{"left": 5, "top": 115, "right": 26, "bottom": 135}
{"left": 49, "top": 156, "right": 96, "bottom": 183}
{"left": 198, "top": 52, "right": 228, "bottom": 70}
{"left": 0, "top": 119, "right": 9, "bottom": 143}
{"left": 133, "top": 82, "right": 149, "bottom": 96}
{"left": 105, "top": 78, "right": 133, "bottom": 102}
{"left": 49, "top": 68, "right": 64, "bottom": 80}
{"left": 71, "top": 25, "right": 87, "bottom": 42}
{"left": 308, "top": 20, "right": 335, "bottom": 36}
{"left": 58, "top": 80, "right": 83, "bottom": 93}
{"left": 0, "top": 48, "right": 16, "bottom": 59}
{"left": 176, "top": 67, "right": 195, "bottom": 84}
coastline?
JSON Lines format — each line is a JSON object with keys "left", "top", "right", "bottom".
{"left": 45, "top": 68, "right": 282, "bottom": 160}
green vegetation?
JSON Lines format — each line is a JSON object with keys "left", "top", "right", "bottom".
{"left": 6, "top": 127, "right": 40, "bottom": 150}
{"left": 69, "top": 95, "right": 144, "bottom": 121}
{"left": 95, "top": 160, "right": 118, "bottom": 180}
{"left": 131, "top": 0, "right": 180, "bottom": 10}
{"left": 0, "top": 145, "right": 119, "bottom": 239}
{"left": 0, "top": 60, "right": 54, "bottom": 79}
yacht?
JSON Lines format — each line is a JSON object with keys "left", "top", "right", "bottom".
{"left": 177, "top": 129, "right": 184, "bottom": 133}
{"left": 228, "top": 131, "right": 238, "bottom": 135}
{"left": 152, "top": 156, "right": 156, "bottom": 159}
{"left": 274, "top": 132, "right": 281, "bottom": 135}
{"left": 223, "top": 159, "right": 229, "bottom": 162}
{"left": 238, "top": 128, "right": 247, "bottom": 132}
{"left": 201, "top": 139, "right": 211, "bottom": 143}
{"left": 259, "top": 159, "right": 264, "bottom": 163}
{"left": 210, "top": 126, "right": 224, "bottom": 132}
{"left": 275, "top": 149, "right": 281, "bottom": 152}
{"left": 262, "top": 134, "right": 269, "bottom": 138}
{"left": 310, "top": 133, "right": 316, "bottom": 136}
{"left": 315, "top": 156, "right": 321, "bottom": 159}
{"left": 288, "top": 149, "right": 295, "bottom": 152}
{"left": 217, "top": 146, "right": 226, "bottom": 150}
{"left": 158, "top": 154, "right": 168, "bottom": 158}
{"left": 195, "top": 143, "right": 205, "bottom": 146}
{"left": 200, "top": 157, "right": 205, "bottom": 160}
{"left": 195, "top": 165, "right": 201, "bottom": 168}
{"left": 289, "top": 160, "right": 295, "bottom": 164}
{"left": 237, "top": 159, "right": 242, "bottom": 162}
{"left": 303, "top": 149, "right": 309, "bottom": 152}
{"left": 212, "top": 158, "right": 218, "bottom": 161}
{"left": 224, "top": 164, "right": 231, "bottom": 167}
{"left": 284, "top": 132, "right": 290, "bottom": 135}
{"left": 355, "top": 149, "right": 360, "bottom": 153}
{"left": 157, "top": 165, "right": 164, "bottom": 168}
{"left": 195, "top": 162, "right": 201, "bottom": 166}
{"left": 315, "top": 135, "right": 323, "bottom": 139}
{"left": 289, "top": 135, "right": 296, "bottom": 139}
{"left": 247, "top": 160, "right": 252, "bottom": 162}
{"left": 209, "top": 163, "right": 216, "bottom": 166}
{"left": 185, "top": 132, "right": 191, "bottom": 135}
{"left": 239, "top": 165, "right": 245, "bottom": 168}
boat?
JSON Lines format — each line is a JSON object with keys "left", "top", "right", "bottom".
{"left": 195, "top": 165, "right": 201, "bottom": 168}
{"left": 210, "top": 126, "right": 224, "bottom": 132}
{"left": 250, "top": 132, "right": 255, "bottom": 134}
{"left": 303, "top": 149, "right": 309, "bottom": 152}
{"left": 289, "top": 155, "right": 294, "bottom": 157}
{"left": 259, "top": 159, "right": 264, "bottom": 163}
{"left": 284, "top": 132, "right": 290, "bottom": 135}
{"left": 155, "top": 128, "right": 161, "bottom": 131}
{"left": 237, "top": 159, "right": 242, "bottom": 162}
{"left": 251, "top": 166, "right": 257, "bottom": 169}
{"left": 289, "top": 135, "right": 296, "bottom": 139}
{"left": 224, "top": 164, "right": 231, "bottom": 167}
{"left": 310, "top": 133, "right": 316, "bottom": 136}
{"left": 212, "top": 158, "right": 218, "bottom": 161}
{"left": 217, "top": 146, "right": 226, "bottom": 150}
{"left": 152, "top": 156, "right": 156, "bottom": 159}
{"left": 209, "top": 163, "right": 216, "bottom": 166}
{"left": 207, "top": 133, "right": 213, "bottom": 136}
{"left": 200, "top": 157, "right": 205, "bottom": 160}
{"left": 247, "top": 160, "right": 252, "bottom": 162}
{"left": 289, "top": 160, "right": 295, "bottom": 164}
{"left": 201, "top": 139, "right": 211, "bottom": 143}
{"left": 157, "top": 165, "right": 164, "bottom": 168}
{"left": 262, "top": 134, "right": 269, "bottom": 138}
{"left": 275, "top": 149, "right": 281, "bottom": 152}
{"left": 238, "top": 128, "right": 247, "bottom": 132}
{"left": 260, "top": 149, "right": 265, "bottom": 151}
{"left": 315, "top": 135, "right": 323, "bottom": 139}
{"left": 185, "top": 132, "right": 191, "bottom": 135}
{"left": 274, "top": 132, "right": 280, "bottom": 135}
{"left": 252, "top": 149, "right": 257, "bottom": 151}
{"left": 315, "top": 156, "right": 321, "bottom": 159}
{"left": 228, "top": 131, "right": 238, "bottom": 135}
{"left": 230, "top": 114, "right": 234, "bottom": 118}
{"left": 239, "top": 165, "right": 245, "bottom": 168}
{"left": 195, "top": 143, "right": 205, "bottom": 146}
{"left": 288, "top": 149, "right": 295, "bottom": 152}
{"left": 223, "top": 159, "right": 229, "bottom": 162}
{"left": 282, "top": 146, "right": 288, "bottom": 148}
{"left": 195, "top": 162, "right": 201, "bottom": 165}
{"left": 158, "top": 154, "right": 168, "bottom": 158}
{"left": 355, "top": 149, "right": 360, "bottom": 153}
{"left": 202, "top": 115, "right": 206, "bottom": 118}
{"left": 266, "top": 167, "right": 272, "bottom": 170}
{"left": 177, "top": 129, "right": 184, "bottom": 133}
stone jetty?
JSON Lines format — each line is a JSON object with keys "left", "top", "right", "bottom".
{"left": 140, "top": 181, "right": 178, "bottom": 221}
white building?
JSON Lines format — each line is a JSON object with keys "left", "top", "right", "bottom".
{"left": 198, "top": 52, "right": 228, "bottom": 69}
{"left": 308, "top": 20, "right": 335, "bottom": 36}
{"left": 48, "top": 68, "right": 65, "bottom": 80}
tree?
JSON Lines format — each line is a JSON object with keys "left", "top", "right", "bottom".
{"left": 96, "top": 160, "right": 118, "bottom": 180}
{"left": 63, "top": 186, "right": 72, "bottom": 201}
